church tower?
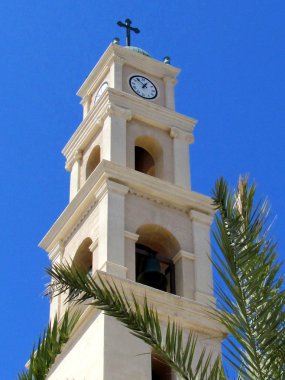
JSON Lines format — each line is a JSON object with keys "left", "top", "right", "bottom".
{"left": 40, "top": 21, "right": 224, "bottom": 379}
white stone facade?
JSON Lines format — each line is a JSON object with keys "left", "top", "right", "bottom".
{"left": 40, "top": 43, "right": 224, "bottom": 379}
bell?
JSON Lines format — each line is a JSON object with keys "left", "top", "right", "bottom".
{"left": 137, "top": 254, "right": 167, "bottom": 291}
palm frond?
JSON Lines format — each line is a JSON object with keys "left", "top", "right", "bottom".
{"left": 18, "top": 309, "right": 81, "bottom": 380}
{"left": 47, "top": 264, "right": 226, "bottom": 380}
{"left": 212, "top": 177, "right": 285, "bottom": 379}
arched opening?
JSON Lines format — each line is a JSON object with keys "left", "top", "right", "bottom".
{"left": 134, "top": 136, "right": 162, "bottom": 177}
{"left": 86, "top": 145, "right": 100, "bottom": 179}
{"left": 135, "top": 224, "right": 180, "bottom": 294}
{"left": 72, "top": 238, "right": 93, "bottom": 275}
{"left": 135, "top": 146, "right": 155, "bottom": 176}
{"left": 152, "top": 355, "right": 172, "bottom": 380}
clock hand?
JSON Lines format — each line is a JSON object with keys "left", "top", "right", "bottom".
{"left": 136, "top": 78, "right": 144, "bottom": 85}
{"left": 142, "top": 83, "right": 148, "bottom": 89}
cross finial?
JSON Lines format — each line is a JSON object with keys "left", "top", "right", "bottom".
{"left": 117, "top": 18, "right": 140, "bottom": 46}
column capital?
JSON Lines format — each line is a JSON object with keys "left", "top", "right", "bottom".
{"left": 124, "top": 231, "right": 139, "bottom": 242}
{"left": 172, "top": 250, "right": 195, "bottom": 264}
{"left": 163, "top": 75, "right": 177, "bottom": 85}
{"left": 96, "top": 179, "right": 129, "bottom": 202}
{"left": 169, "top": 127, "right": 194, "bottom": 143}
{"left": 189, "top": 210, "right": 214, "bottom": 225}
{"left": 112, "top": 55, "right": 125, "bottom": 66}
{"left": 65, "top": 149, "right": 83, "bottom": 172}
{"left": 105, "top": 103, "right": 132, "bottom": 121}
{"left": 49, "top": 240, "right": 65, "bottom": 261}
{"left": 80, "top": 93, "right": 92, "bottom": 106}
{"left": 89, "top": 238, "right": 98, "bottom": 253}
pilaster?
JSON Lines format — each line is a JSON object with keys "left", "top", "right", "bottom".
{"left": 81, "top": 94, "right": 92, "bottom": 119}
{"left": 163, "top": 76, "right": 176, "bottom": 110}
{"left": 49, "top": 241, "right": 65, "bottom": 320}
{"left": 97, "top": 180, "right": 129, "bottom": 278}
{"left": 170, "top": 127, "right": 193, "bottom": 190}
{"left": 189, "top": 210, "right": 215, "bottom": 305}
{"left": 102, "top": 104, "right": 132, "bottom": 166}
{"left": 109, "top": 56, "right": 125, "bottom": 91}
{"left": 173, "top": 249, "right": 195, "bottom": 299}
{"left": 124, "top": 231, "right": 139, "bottom": 281}
{"left": 66, "top": 149, "right": 83, "bottom": 201}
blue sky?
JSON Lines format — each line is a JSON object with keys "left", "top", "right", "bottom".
{"left": 0, "top": 1, "right": 284, "bottom": 378}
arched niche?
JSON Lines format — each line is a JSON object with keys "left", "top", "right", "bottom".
{"left": 72, "top": 238, "right": 93, "bottom": 274}
{"left": 136, "top": 224, "right": 180, "bottom": 259}
{"left": 135, "top": 136, "right": 162, "bottom": 177}
{"left": 135, "top": 224, "right": 180, "bottom": 294}
{"left": 86, "top": 145, "right": 100, "bottom": 179}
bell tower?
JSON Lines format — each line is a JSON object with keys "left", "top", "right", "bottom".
{"left": 40, "top": 24, "right": 224, "bottom": 379}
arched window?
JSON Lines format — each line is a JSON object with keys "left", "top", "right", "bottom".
{"left": 72, "top": 238, "right": 93, "bottom": 275}
{"left": 134, "top": 136, "right": 162, "bottom": 178}
{"left": 152, "top": 354, "right": 172, "bottom": 380}
{"left": 86, "top": 146, "right": 100, "bottom": 179}
{"left": 135, "top": 224, "right": 180, "bottom": 294}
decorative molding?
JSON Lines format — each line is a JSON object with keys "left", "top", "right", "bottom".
{"left": 62, "top": 87, "right": 197, "bottom": 165}
{"left": 124, "top": 230, "right": 139, "bottom": 242}
{"left": 65, "top": 149, "right": 83, "bottom": 172}
{"left": 129, "top": 188, "right": 187, "bottom": 214}
{"left": 96, "top": 179, "right": 129, "bottom": 203}
{"left": 77, "top": 44, "right": 180, "bottom": 99}
{"left": 169, "top": 127, "right": 179, "bottom": 139}
{"left": 163, "top": 76, "right": 177, "bottom": 85}
{"left": 105, "top": 103, "right": 132, "bottom": 121}
{"left": 172, "top": 250, "right": 195, "bottom": 264}
{"left": 63, "top": 198, "right": 98, "bottom": 246}
{"left": 48, "top": 240, "right": 65, "bottom": 261}
{"left": 40, "top": 161, "right": 214, "bottom": 251}
{"left": 189, "top": 210, "right": 214, "bottom": 226}
{"left": 170, "top": 127, "right": 194, "bottom": 144}
{"left": 89, "top": 238, "right": 99, "bottom": 253}
{"left": 111, "top": 55, "right": 125, "bottom": 66}
{"left": 94, "top": 271, "right": 226, "bottom": 337}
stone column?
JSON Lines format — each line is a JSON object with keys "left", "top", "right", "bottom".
{"left": 81, "top": 94, "right": 91, "bottom": 119}
{"left": 173, "top": 249, "right": 195, "bottom": 299}
{"left": 97, "top": 179, "right": 129, "bottom": 278}
{"left": 89, "top": 238, "right": 99, "bottom": 275}
{"left": 170, "top": 127, "right": 193, "bottom": 190}
{"left": 163, "top": 76, "right": 176, "bottom": 110}
{"left": 48, "top": 241, "right": 64, "bottom": 320}
{"left": 66, "top": 150, "right": 83, "bottom": 202}
{"left": 109, "top": 56, "right": 125, "bottom": 91}
{"left": 124, "top": 231, "right": 139, "bottom": 281}
{"left": 102, "top": 104, "right": 132, "bottom": 166}
{"left": 189, "top": 210, "right": 215, "bottom": 305}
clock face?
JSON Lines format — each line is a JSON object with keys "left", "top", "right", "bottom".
{"left": 129, "top": 75, "right": 158, "bottom": 99}
{"left": 94, "top": 81, "right": 108, "bottom": 103}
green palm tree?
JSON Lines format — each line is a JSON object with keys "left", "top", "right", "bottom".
{"left": 18, "top": 309, "right": 80, "bottom": 380}
{"left": 22, "top": 177, "right": 285, "bottom": 379}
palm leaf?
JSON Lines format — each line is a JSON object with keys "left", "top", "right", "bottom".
{"left": 47, "top": 264, "right": 226, "bottom": 380}
{"left": 211, "top": 177, "right": 285, "bottom": 379}
{"left": 18, "top": 309, "right": 81, "bottom": 380}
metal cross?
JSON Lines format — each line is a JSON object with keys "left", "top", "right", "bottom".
{"left": 117, "top": 18, "right": 140, "bottom": 46}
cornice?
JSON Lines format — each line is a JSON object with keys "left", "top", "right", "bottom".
{"left": 91, "top": 271, "right": 226, "bottom": 337}
{"left": 77, "top": 44, "right": 180, "bottom": 99}
{"left": 39, "top": 160, "right": 215, "bottom": 253}
{"left": 62, "top": 88, "right": 197, "bottom": 167}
